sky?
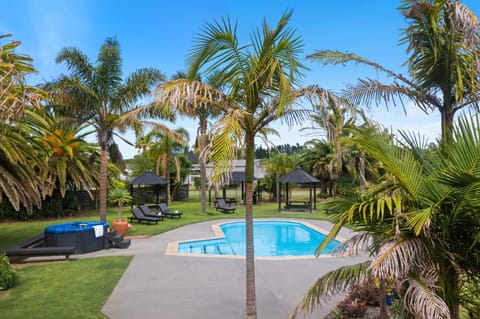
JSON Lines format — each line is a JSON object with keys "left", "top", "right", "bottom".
{"left": 3, "top": 0, "right": 480, "bottom": 159}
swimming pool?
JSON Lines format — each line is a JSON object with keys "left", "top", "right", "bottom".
{"left": 177, "top": 220, "right": 340, "bottom": 257}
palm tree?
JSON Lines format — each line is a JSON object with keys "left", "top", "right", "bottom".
{"left": 138, "top": 126, "right": 188, "bottom": 203}
{"left": 292, "top": 113, "right": 480, "bottom": 319}
{"left": 261, "top": 152, "right": 299, "bottom": 202}
{"left": 190, "top": 11, "right": 306, "bottom": 319}
{"left": 304, "top": 87, "right": 357, "bottom": 195}
{"left": 48, "top": 37, "right": 164, "bottom": 221}
{"left": 26, "top": 108, "right": 100, "bottom": 199}
{"left": 309, "top": 0, "right": 480, "bottom": 143}
{"left": 0, "top": 35, "right": 46, "bottom": 213}
{"left": 152, "top": 11, "right": 306, "bottom": 318}
{"left": 153, "top": 71, "right": 222, "bottom": 214}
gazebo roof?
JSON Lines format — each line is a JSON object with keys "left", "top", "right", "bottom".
{"left": 278, "top": 167, "right": 320, "bottom": 184}
{"left": 131, "top": 171, "right": 168, "bottom": 185}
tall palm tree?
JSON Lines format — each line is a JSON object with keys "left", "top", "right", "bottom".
{"left": 48, "top": 37, "right": 164, "bottom": 221}
{"left": 0, "top": 35, "right": 45, "bottom": 213}
{"left": 154, "top": 71, "right": 223, "bottom": 214}
{"left": 152, "top": 11, "right": 307, "bottom": 318}
{"left": 309, "top": 0, "right": 480, "bottom": 143}
{"left": 292, "top": 113, "right": 480, "bottom": 319}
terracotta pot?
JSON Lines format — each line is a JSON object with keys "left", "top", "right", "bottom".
{"left": 111, "top": 219, "right": 129, "bottom": 235}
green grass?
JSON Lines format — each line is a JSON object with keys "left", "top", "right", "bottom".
{"left": 0, "top": 256, "right": 132, "bottom": 319}
{"left": 0, "top": 196, "right": 331, "bottom": 318}
{"left": 0, "top": 198, "right": 331, "bottom": 249}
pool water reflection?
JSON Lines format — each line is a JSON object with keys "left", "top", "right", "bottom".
{"left": 177, "top": 221, "right": 340, "bottom": 257}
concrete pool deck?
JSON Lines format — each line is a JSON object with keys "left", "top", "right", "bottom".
{"left": 78, "top": 218, "right": 369, "bottom": 319}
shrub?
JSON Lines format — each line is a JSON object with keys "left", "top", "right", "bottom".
{"left": 349, "top": 277, "right": 381, "bottom": 306}
{"left": 336, "top": 297, "right": 368, "bottom": 318}
{"left": 0, "top": 254, "right": 17, "bottom": 290}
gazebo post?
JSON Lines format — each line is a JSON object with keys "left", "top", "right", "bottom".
{"left": 309, "top": 185, "right": 313, "bottom": 212}
{"left": 314, "top": 184, "right": 317, "bottom": 210}
{"left": 278, "top": 180, "right": 281, "bottom": 212}
{"left": 286, "top": 183, "right": 289, "bottom": 204}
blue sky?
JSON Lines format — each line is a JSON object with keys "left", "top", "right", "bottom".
{"left": 3, "top": 0, "right": 480, "bottom": 158}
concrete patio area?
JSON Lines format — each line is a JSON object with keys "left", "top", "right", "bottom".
{"left": 79, "top": 218, "right": 368, "bottom": 319}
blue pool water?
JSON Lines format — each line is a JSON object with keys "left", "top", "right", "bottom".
{"left": 177, "top": 221, "right": 340, "bottom": 257}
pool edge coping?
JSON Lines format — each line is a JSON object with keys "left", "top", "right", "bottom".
{"left": 165, "top": 218, "right": 347, "bottom": 260}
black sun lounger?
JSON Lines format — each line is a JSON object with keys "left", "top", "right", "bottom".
{"left": 158, "top": 203, "right": 183, "bottom": 218}
{"left": 215, "top": 198, "right": 236, "bottom": 214}
{"left": 128, "top": 207, "right": 163, "bottom": 224}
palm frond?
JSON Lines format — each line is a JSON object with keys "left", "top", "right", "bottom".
{"left": 403, "top": 275, "right": 450, "bottom": 319}
{"left": 289, "top": 261, "right": 370, "bottom": 318}
{"left": 369, "top": 238, "right": 432, "bottom": 280}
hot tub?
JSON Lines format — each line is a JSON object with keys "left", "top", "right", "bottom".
{"left": 44, "top": 221, "right": 109, "bottom": 254}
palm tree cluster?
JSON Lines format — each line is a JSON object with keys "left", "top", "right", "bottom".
{"left": 292, "top": 113, "right": 480, "bottom": 319}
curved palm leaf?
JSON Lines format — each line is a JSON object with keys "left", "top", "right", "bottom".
{"left": 289, "top": 262, "right": 371, "bottom": 318}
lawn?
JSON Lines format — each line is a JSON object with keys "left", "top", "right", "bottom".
{"left": 0, "top": 197, "right": 332, "bottom": 250}
{"left": 0, "top": 196, "right": 332, "bottom": 318}
{"left": 0, "top": 256, "right": 132, "bottom": 319}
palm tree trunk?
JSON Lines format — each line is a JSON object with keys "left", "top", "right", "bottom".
{"left": 359, "top": 151, "right": 366, "bottom": 194}
{"left": 245, "top": 134, "right": 257, "bottom": 319}
{"left": 440, "top": 262, "right": 460, "bottom": 319}
{"left": 378, "top": 278, "right": 389, "bottom": 319}
{"left": 441, "top": 109, "right": 454, "bottom": 146}
{"left": 99, "top": 149, "right": 108, "bottom": 221}
{"left": 199, "top": 119, "right": 207, "bottom": 214}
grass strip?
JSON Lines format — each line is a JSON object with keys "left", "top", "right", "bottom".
{"left": 0, "top": 256, "right": 132, "bottom": 319}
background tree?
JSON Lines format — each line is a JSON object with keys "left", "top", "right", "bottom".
{"left": 48, "top": 37, "right": 164, "bottom": 221}
{"left": 137, "top": 126, "right": 188, "bottom": 203}
{"left": 261, "top": 152, "right": 300, "bottom": 201}
{"left": 153, "top": 71, "right": 222, "bottom": 214}
{"left": 309, "top": 0, "right": 480, "bottom": 143}
{"left": 0, "top": 35, "right": 46, "bottom": 213}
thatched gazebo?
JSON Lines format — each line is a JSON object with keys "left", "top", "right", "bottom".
{"left": 130, "top": 171, "right": 168, "bottom": 208}
{"left": 278, "top": 167, "right": 320, "bottom": 212}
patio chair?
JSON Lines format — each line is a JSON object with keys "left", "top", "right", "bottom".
{"left": 128, "top": 207, "right": 163, "bottom": 224}
{"left": 158, "top": 203, "right": 183, "bottom": 218}
{"left": 139, "top": 205, "right": 165, "bottom": 219}
{"left": 215, "top": 198, "right": 236, "bottom": 214}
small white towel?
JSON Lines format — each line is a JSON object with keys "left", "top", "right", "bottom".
{"left": 93, "top": 225, "right": 104, "bottom": 238}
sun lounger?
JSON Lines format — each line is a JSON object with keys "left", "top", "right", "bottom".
{"left": 139, "top": 205, "right": 165, "bottom": 219}
{"left": 215, "top": 198, "right": 236, "bottom": 214}
{"left": 158, "top": 203, "right": 183, "bottom": 218}
{"left": 128, "top": 207, "right": 163, "bottom": 224}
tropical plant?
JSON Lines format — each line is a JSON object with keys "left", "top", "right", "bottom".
{"left": 309, "top": 0, "right": 480, "bottom": 143}
{"left": 291, "top": 113, "right": 480, "bottom": 319}
{"left": 261, "top": 152, "right": 300, "bottom": 201}
{"left": 26, "top": 108, "right": 99, "bottom": 198}
{"left": 153, "top": 70, "right": 223, "bottom": 214}
{"left": 108, "top": 187, "right": 133, "bottom": 221}
{"left": 0, "top": 35, "right": 46, "bottom": 213}
{"left": 47, "top": 37, "right": 164, "bottom": 221}
{"left": 152, "top": 11, "right": 307, "bottom": 319}
{"left": 136, "top": 127, "right": 188, "bottom": 203}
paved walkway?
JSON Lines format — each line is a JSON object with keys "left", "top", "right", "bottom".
{"left": 78, "top": 218, "right": 368, "bottom": 319}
